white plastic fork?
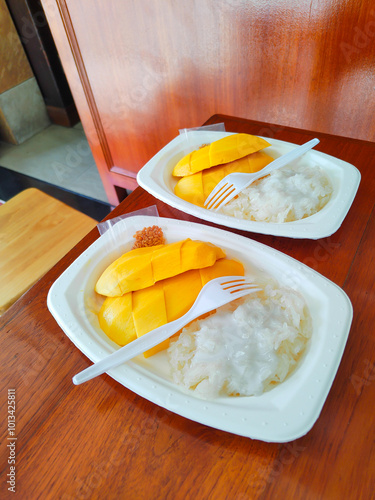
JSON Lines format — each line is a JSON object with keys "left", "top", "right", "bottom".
{"left": 204, "top": 138, "right": 320, "bottom": 211}
{"left": 72, "top": 276, "right": 261, "bottom": 385}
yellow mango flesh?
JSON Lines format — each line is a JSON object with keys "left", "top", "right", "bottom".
{"left": 132, "top": 283, "right": 167, "bottom": 342}
{"left": 98, "top": 293, "right": 137, "bottom": 346}
{"left": 190, "top": 147, "right": 210, "bottom": 174}
{"left": 173, "top": 171, "right": 204, "bottom": 207}
{"left": 172, "top": 133, "right": 271, "bottom": 177}
{"left": 133, "top": 269, "right": 203, "bottom": 356}
{"left": 95, "top": 245, "right": 161, "bottom": 297}
{"left": 173, "top": 152, "right": 193, "bottom": 177}
{"left": 209, "top": 133, "right": 270, "bottom": 166}
{"left": 174, "top": 151, "right": 274, "bottom": 207}
{"left": 95, "top": 239, "right": 225, "bottom": 296}
{"left": 98, "top": 257, "right": 244, "bottom": 357}
{"left": 199, "top": 257, "right": 243, "bottom": 284}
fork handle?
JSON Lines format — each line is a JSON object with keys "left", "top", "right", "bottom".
{"left": 72, "top": 283, "right": 228, "bottom": 385}
{"left": 255, "top": 138, "right": 320, "bottom": 180}
{"left": 73, "top": 279, "right": 260, "bottom": 385}
{"left": 72, "top": 314, "right": 190, "bottom": 385}
{"left": 73, "top": 289, "right": 225, "bottom": 385}
{"left": 210, "top": 138, "right": 320, "bottom": 210}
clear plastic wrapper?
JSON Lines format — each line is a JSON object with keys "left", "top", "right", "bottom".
{"left": 97, "top": 205, "right": 160, "bottom": 257}
{"left": 178, "top": 123, "right": 226, "bottom": 155}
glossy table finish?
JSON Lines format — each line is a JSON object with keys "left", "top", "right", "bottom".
{"left": 0, "top": 115, "right": 374, "bottom": 499}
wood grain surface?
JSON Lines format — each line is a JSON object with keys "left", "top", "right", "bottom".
{"left": 0, "top": 116, "right": 374, "bottom": 499}
{"left": 0, "top": 188, "right": 97, "bottom": 315}
{"left": 41, "top": 0, "right": 375, "bottom": 204}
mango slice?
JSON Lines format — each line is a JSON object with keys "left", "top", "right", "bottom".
{"left": 209, "top": 133, "right": 270, "bottom": 166}
{"left": 95, "top": 239, "right": 225, "bottom": 297}
{"left": 173, "top": 152, "right": 193, "bottom": 177}
{"left": 98, "top": 293, "right": 137, "bottom": 346}
{"left": 172, "top": 133, "right": 271, "bottom": 177}
{"left": 190, "top": 147, "right": 210, "bottom": 174}
{"left": 174, "top": 151, "right": 274, "bottom": 207}
{"left": 98, "top": 257, "right": 245, "bottom": 357}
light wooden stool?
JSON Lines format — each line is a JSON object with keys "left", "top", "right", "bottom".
{"left": 0, "top": 188, "right": 98, "bottom": 315}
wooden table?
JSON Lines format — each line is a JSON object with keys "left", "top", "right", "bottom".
{"left": 0, "top": 188, "right": 98, "bottom": 316}
{"left": 1, "top": 115, "right": 374, "bottom": 499}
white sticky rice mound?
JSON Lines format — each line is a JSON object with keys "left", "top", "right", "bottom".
{"left": 167, "top": 284, "right": 312, "bottom": 399}
{"left": 219, "top": 163, "right": 333, "bottom": 223}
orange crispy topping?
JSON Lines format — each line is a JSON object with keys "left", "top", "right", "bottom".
{"left": 132, "top": 225, "right": 165, "bottom": 249}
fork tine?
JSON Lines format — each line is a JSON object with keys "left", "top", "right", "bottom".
{"left": 205, "top": 183, "right": 236, "bottom": 210}
{"left": 223, "top": 282, "right": 259, "bottom": 291}
{"left": 204, "top": 180, "right": 230, "bottom": 209}
{"left": 220, "top": 277, "right": 246, "bottom": 285}
{"left": 220, "top": 277, "right": 262, "bottom": 296}
{"left": 229, "top": 285, "right": 262, "bottom": 298}
{"left": 230, "top": 285, "right": 262, "bottom": 294}
{"left": 210, "top": 187, "right": 241, "bottom": 211}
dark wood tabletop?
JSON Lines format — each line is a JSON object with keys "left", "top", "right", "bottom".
{"left": 1, "top": 115, "right": 374, "bottom": 499}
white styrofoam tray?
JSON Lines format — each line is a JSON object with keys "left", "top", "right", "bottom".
{"left": 137, "top": 131, "right": 361, "bottom": 239}
{"left": 47, "top": 215, "right": 353, "bottom": 442}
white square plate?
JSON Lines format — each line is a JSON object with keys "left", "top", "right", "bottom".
{"left": 137, "top": 131, "right": 361, "bottom": 239}
{"left": 47, "top": 215, "right": 352, "bottom": 442}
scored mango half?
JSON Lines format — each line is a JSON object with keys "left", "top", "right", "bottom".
{"left": 172, "top": 133, "right": 271, "bottom": 177}
{"left": 95, "top": 239, "right": 226, "bottom": 297}
{"left": 98, "top": 257, "right": 245, "bottom": 357}
{"left": 174, "top": 151, "right": 274, "bottom": 207}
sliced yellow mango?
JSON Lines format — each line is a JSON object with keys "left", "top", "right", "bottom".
{"left": 98, "top": 293, "right": 137, "bottom": 346}
{"left": 151, "top": 240, "right": 183, "bottom": 283}
{"left": 132, "top": 283, "right": 167, "bottom": 339}
{"left": 137, "top": 269, "right": 202, "bottom": 356}
{"left": 162, "top": 269, "right": 203, "bottom": 321}
{"left": 98, "top": 257, "right": 245, "bottom": 357}
{"left": 95, "top": 239, "right": 226, "bottom": 297}
{"left": 180, "top": 239, "right": 224, "bottom": 267}
{"left": 190, "top": 147, "right": 210, "bottom": 174}
{"left": 174, "top": 172, "right": 204, "bottom": 207}
{"left": 173, "top": 152, "right": 193, "bottom": 177}
{"left": 209, "top": 133, "right": 270, "bottom": 166}
{"left": 200, "top": 257, "right": 244, "bottom": 284}
{"left": 172, "top": 133, "right": 271, "bottom": 177}
{"left": 174, "top": 151, "right": 274, "bottom": 207}
{"left": 95, "top": 245, "right": 161, "bottom": 297}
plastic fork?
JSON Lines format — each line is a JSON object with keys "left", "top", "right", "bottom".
{"left": 204, "top": 138, "right": 320, "bottom": 211}
{"left": 72, "top": 276, "right": 261, "bottom": 385}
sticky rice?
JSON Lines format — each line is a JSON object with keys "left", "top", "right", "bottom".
{"left": 219, "top": 162, "right": 332, "bottom": 222}
{"left": 167, "top": 283, "right": 312, "bottom": 399}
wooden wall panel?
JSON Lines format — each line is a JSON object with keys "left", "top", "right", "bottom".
{"left": 41, "top": 0, "right": 375, "bottom": 205}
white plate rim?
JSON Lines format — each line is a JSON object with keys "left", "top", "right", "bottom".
{"left": 47, "top": 215, "right": 353, "bottom": 442}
